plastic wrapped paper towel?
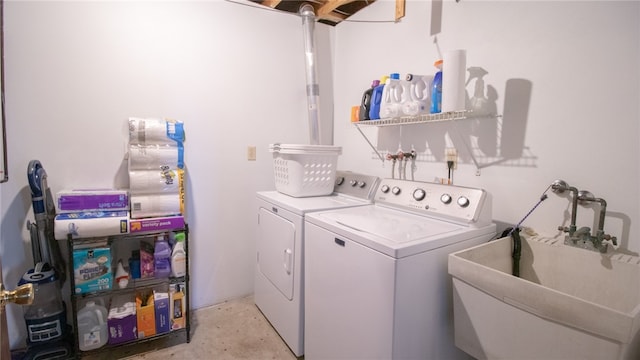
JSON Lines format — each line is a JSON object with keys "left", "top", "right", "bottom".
{"left": 442, "top": 49, "right": 467, "bottom": 112}
{"left": 129, "top": 169, "right": 184, "bottom": 195}
{"left": 129, "top": 144, "right": 184, "bottom": 170}
{"left": 130, "top": 193, "right": 183, "bottom": 219}
{"left": 129, "top": 117, "right": 184, "bottom": 146}
{"left": 54, "top": 211, "right": 129, "bottom": 240}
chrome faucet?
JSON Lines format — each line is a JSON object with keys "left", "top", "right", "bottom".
{"left": 551, "top": 179, "right": 579, "bottom": 237}
{"left": 552, "top": 180, "right": 617, "bottom": 253}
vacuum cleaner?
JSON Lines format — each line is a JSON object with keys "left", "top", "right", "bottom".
{"left": 18, "top": 160, "right": 72, "bottom": 359}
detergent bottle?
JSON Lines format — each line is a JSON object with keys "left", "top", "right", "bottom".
{"left": 154, "top": 234, "right": 172, "bottom": 278}
{"left": 359, "top": 80, "right": 380, "bottom": 121}
{"left": 379, "top": 73, "right": 403, "bottom": 119}
{"left": 77, "top": 300, "right": 108, "bottom": 351}
{"left": 430, "top": 60, "right": 443, "bottom": 114}
{"left": 368, "top": 75, "right": 389, "bottom": 120}
{"left": 403, "top": 74, "right": 433, "bottom": 116}
{"left": 171, "top": 232, "right": 187, "bottom": 278}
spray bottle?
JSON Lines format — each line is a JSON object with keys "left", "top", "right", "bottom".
{"left": 430, "top": 60, "right": 443, "bottom": 114}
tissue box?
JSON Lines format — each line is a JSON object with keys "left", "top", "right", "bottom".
{"left": 108, "top": 294, "right": 137, "bottom": 345}
{"left": 57, "top": 189, "right": 129, "bottom": 213}
{"left": 154, "top": 290, "right": 170, "bottom": 334}
{"left": 136, "top": 290, "right": 156, "bottom": 338}
{"left": 73, "top": 247, "right": 112, "bottom": 294}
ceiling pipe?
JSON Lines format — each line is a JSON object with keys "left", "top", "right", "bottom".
{"left": 299, "top": 3, "right": 323, "bottom": 145}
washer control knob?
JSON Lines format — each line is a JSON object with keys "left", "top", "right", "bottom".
{"left": 350, "top": 180, "right": 358, "bottom": 187}
{"left": 413, "top": 189, "right": 426, "bottom": 201}
{"left": 335, "top": 177, "right": 345, "bottom": 186}
{"left": 441, "top": 194, "right": 452, "bottom": 204}
{"left": 457, "top": 196, "right": 470, "bottom": 208}
{"left": 381, "top": 185, "right": 390, "bottom": 193}
{"left": 392, "top": 186, "right": 401, "bottom": 195}
{"left": 358, "top": 181, "right": 366, "bottom": 188}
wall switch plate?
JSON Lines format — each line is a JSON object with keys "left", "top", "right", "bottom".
{"left": 247, "top": 146, "right": 257, "bottom": 161}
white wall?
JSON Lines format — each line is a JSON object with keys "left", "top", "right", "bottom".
{"left": 0, "top": 0, "right": 334, "bottom": 348}
{"left": 1, "top": 0, "right": 638, "bottom": 351}
{"left": 334, "top": 1, "right": 640, "bottom": 251}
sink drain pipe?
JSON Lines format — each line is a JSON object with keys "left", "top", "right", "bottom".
{"left": 299, "top": 3, "right": 322, "bottom": 145}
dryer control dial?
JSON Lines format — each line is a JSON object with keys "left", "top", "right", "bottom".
{"left": 413, "top": 189, "right": 426, "bottom": 201}
{"left": 441, "top": 194, "right": 452, "bottom": 204}
{"left": 457, "top": 196, "right": 470, "bottom": 208}
{"left": 381, "top": 185, "right": 390, "bottom": 193}
{"left": 392, "top": 186, "right": 401, "bottom": 195}
{"left": 350, "top": 180, "right": 358, "bottom": 187}
{"left": 335, "top": 176, "right": 345, "bottom": 186}
{"left": 358, "top": 181, "right": 366, "bottom": 188}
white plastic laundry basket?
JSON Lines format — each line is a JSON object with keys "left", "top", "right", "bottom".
{"left": 269, "top": 143, "right": 342, "bottom": 197}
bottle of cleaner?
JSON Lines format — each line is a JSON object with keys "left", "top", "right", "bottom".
{"left": 154, "top": 234, "right": 172, "bottom": 278}
{"left": 170, "top": 284, "right": 186, "bottom": 330}
{"left": 368, "top": 75, "right": 389, "bottom": 120}
{"left": 379, "top": 73, "right": 404, "bottom": 119}
{"left": 430, "top": 60, "right": 443, "bottom": 114}
{"left": 171, "top": 232, "right": 187, "bottom": 278}
{"left": 77, "top": 300, "right": 108, "bottom": 351}
{"left": 403, "top": 74, "right": 432, "bottom": 116}
{"left": 359, "top": 80, "right": 380, "bottom": 121}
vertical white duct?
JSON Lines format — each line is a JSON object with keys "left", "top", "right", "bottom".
{"left": 299, "top": 4, "right": 322, "bottom": 145}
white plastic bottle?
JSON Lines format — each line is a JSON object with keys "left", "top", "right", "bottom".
{"left": 379, "top": 73, "right": 404, "bottom": 119}
{"left": 171, "top": 232, "right": 187, "bottom": 278}
{"left": 77, "top": 300, "right": 108, "bottom": 351}
{"left": 402, "top": 74, "right": 433, "bottom": 116}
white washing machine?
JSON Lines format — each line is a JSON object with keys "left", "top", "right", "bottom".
{"left": 304, "top": 178, "right": 496, "bottom": 360}
{"left": 254, "top": 171, "right": 380, "bottom": 357}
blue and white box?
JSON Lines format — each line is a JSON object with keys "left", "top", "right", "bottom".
{"left": 73, "top": 246, "right": 112, "bottom": 294}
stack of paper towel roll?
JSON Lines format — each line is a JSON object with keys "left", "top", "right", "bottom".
{"left": 128, "top": 117, "right": 185, "bottom": 219}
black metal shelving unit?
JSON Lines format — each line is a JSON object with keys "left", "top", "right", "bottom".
{"left": 66, "top": 224, "right": 190, "bottom": 360}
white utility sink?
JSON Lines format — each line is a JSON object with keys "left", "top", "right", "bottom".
{"left": 448, "top": 232, "right": 640, "bottom": 360}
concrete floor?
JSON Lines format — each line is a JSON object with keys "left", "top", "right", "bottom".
{"left": 125, "top": 295, "right": 298, "bottom": 360}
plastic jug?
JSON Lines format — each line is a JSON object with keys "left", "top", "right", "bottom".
{"left": 368, "top": 75, "right": 389, "bottom": 120}
{"left": 171, "top": 232, "right": 187, "bottom": 278}
{"left": 154, "top": 235, "right": 172, "bottom": 278}
{"left": 403, "top": 74, "right": 433, "bottom": 116}
{"left": 430, "top": 60, "right": 443, "bottom": 114}
{"left": 77, "top": 300, "right": 108, "bottom": 351}
{"left": 379, "top": 73, "right": 404, "bottom": 119}
{"left": 359, "top": 80, "right": 380, "bottom": 121}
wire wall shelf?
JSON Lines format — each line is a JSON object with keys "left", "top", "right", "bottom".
{"left": 353, "top": 110, "right": 469, "bottom": 128}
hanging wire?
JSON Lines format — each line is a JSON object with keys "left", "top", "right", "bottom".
{"left": 505, "top": 184, "right": 553, "bottom": 237}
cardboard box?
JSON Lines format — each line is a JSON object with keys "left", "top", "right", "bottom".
{"left": 129, "top": 215, "right": 185, "bottom": 234}
{"left": 154, "top": 290, "right": 170, "bottom": 334}
{"left": 73, "top": 247, "right": 112, "bottom": 294}
{"left": 107, "top": 294, "right": 137, "bottom": 345}
{"left": 136, "top": 290, "right": 156, "bottom": 338}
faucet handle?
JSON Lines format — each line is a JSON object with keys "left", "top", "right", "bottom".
{"left": 558, "top": 226, "right": 569, "bottom": 233}
{"left": 602, "top": 234, "right": 618, "bottom": 246}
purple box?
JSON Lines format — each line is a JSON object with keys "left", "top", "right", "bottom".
{"left": 154, "top": 291, "right": 170, "bottom": 334}
{"left": 107, "top": 295, "right": 137, "bottom": 345}
{"left": 57, "top": 190, "right": 129, "bottom": 213}
{"left": 129, "top": 215, "right": 185, "bottom": 234}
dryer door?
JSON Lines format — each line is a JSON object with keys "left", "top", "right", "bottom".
{"left": 257, "top": 207, "right": 296, "bottom": 300}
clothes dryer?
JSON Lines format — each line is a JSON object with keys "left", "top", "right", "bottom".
{"left": 304, "top": 178, "right": 496, "bottom": 360}
{"left": 254, "top": 171, "right": 379, "bottom": 357}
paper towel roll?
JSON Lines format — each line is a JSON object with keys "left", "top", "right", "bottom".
{"left": 130, "top": 193, "right": 182, "bottom": 219}
{"left": 442, "top": 49, "right": 467, "bottom": 112}
{"left": 129, "top": 117, "right": 185, "bottom": 145}
{"left": 54, "top": 211, "right": 129, "bottom": 240}
{"left": 128, "top": 144, "right": 184, "bottom": 170}
{"left": 129, "top": 169, "right": 184, "bottom": 195}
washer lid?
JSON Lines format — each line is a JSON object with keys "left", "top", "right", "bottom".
{"left": 307, "top": 205, "right": 496, "bottom": 258}
{"left": 321, "top": 206, "right": 461, "bottom": 243}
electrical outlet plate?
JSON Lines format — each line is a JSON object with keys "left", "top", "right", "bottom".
{"left": 446, "top": 148, "right": 457, "bottom": 169}
{"left": 247, "top": 146, "right": 257, "bottom": 161}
